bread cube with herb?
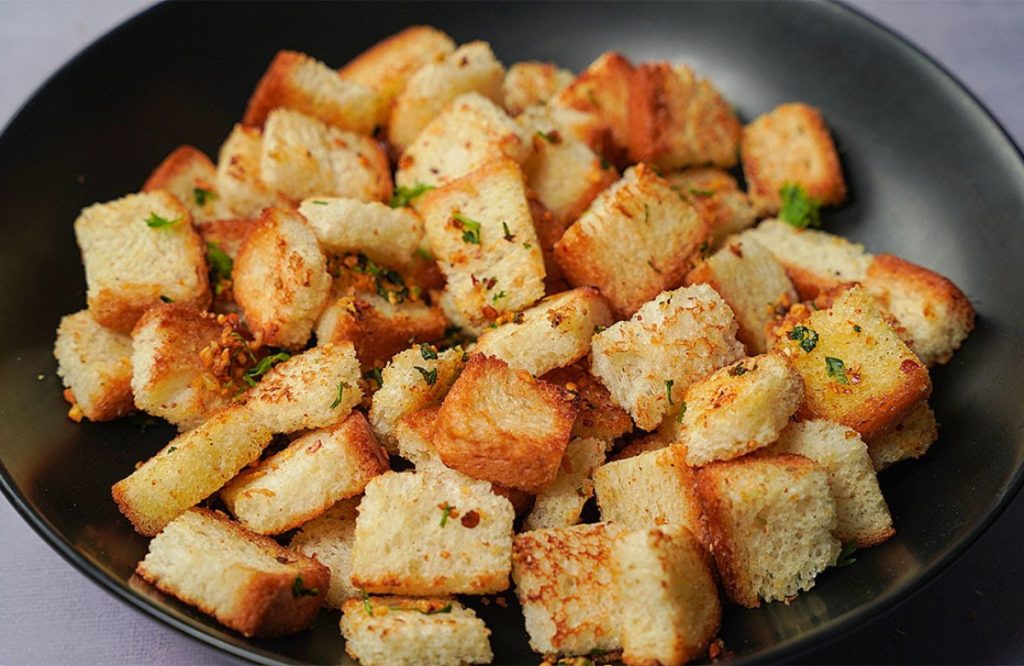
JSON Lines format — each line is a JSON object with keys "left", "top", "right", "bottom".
{"left": 340, "top": 26, "right": 456, "bottom": 109}
{"left": 215, "top": 124, "right": 289, "bottom": 218}
{"left": 664, "top": 167, "right": 756, "bottom": 248}
{"left": 542, "top": 360, "right": 634, "bottom": 443}
{"left": 53, "top": 310, "right": 134, "bottom": 422}
{"left": 590, "top": 284, "right": 744, "bottom": 431}
{"left": 865, "top": 400, "right": 938, "bottom": 471}
{"left": 502, "top": 61, "right": 574, "bottom": 116}
{"left": 741, "top": 102, "right": 847, "bottom": 216}
{"left": 392, "top": 406, "right": 444, "bottom": 466}
{"left": 243, "top": 50, "right": 382, "bottom": 134}
{"left": 143, "top": 145, "right": 227, "bottom": 223}
{"left": 696, "top": 454, "right": 840, "bottom": 607}
{"left": 551, "top": 51, "right": 636, "bottom": 162}
{"left": 74, "top": 191, "right": 211, "bottom": 332}
{"left": 340, "top": 596, "right": 493, "bottom": 666}
{"left": 136, "top": 508, "right": 329, "bottom": 637}
{"left": 554, "top": 164, "right": 708, "bottom": 318}
{"left": 196, "top": 218, "right": 255, "bottom": 264}
{"left": 523, "top": 437, "right": 606, "bottom": 531}
{"left": 289, "top": 498, "right": 361, "bottom": 608}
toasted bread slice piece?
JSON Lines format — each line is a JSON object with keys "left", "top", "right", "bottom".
{"left": 523, "top": 437, "right": 606, "bottom": 531}
{"left": 136, "top": 508, "right": 328, "bottom": 637}
{"left": 551, "top": 51, "right": 635, "bottom": 162}
{"left": 392, "top": 406, "right": 443, "bottom": 466}
{"left": 554, "top": 164, "right": 708, "bottom": 318}
{"left": 665, "top": 167, "right": 757, "bottom": 248}
{"left": 215, "top": 124, "right": 289, "bottom": 218}
{"left": 542, "top": 361, "right": 634, "bottom": 443}
{"left": 590, "top": 284, "right": 744, "bottom": 431}
{"left": 340, "top": 26, "right": 456, "bottom": 106}
{"left": 53, "top": 310, "right": 134, "bottom": 422}
{"left": 696, "top": 454, "right": 840, "bottom": 607}
{"left": 196, "top": 217, "right": 256, "bottom": 262}
{"left": 865, "top": 400, "right": 938, "bottom": 471}
{"left": 289, "top": 498, "right": 361, "bottom": 608}
{"left": 502, "top": 61, "right": 574, "bottom": 115}
{"left": 143, "top": 145, "right": 227, "bottom": 223}
{"left": 75, "top": 191, "right": 211, "bottom": 332}
{"left": 340, "top": 596, "right": 493, "bottom": 666}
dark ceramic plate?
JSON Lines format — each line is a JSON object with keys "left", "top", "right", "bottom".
{"left": 2, "top": 1, "right": 1023, "bottom": 664}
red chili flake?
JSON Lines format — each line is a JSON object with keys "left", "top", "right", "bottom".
{"left": 460, "top": 510, "right": 481, "bottom": 528}
{"left": 900, "top": 359, "right": 919, "bottom": 373}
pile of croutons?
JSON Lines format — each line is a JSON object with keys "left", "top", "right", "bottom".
{"left": 53, "top": 24, "right": 975, "bottom": 666}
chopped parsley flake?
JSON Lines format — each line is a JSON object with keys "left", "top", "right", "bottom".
{"left": 351, "top": 253, "right": 410, "bottom": 303}
{"left": 453, "top": 213, "right": 482, "bottom": 244}
{"left": 206, "top": 242, "right": 233, "bottom": 288}
{"left": 647, "top": 259, "right": 662, "bottom": 274}
{"left": 361, "top": 590, "right": 374, "bottom": 615}
{"left": 330, "top": 381, "right": 349, "bottom": 409}
{"left": 729, "top": 363, "right": 748, "bottom": 376}
{"left": 492, "top": 290, "right": 507, "bottom": 303}
{"left": 364, "top": 368, "right": 384, "bottom": 387}
{"left": 536, "top": 130, "right": 561, "bottom": 144}
{"left": 193, "top": 187, "right": 216, "bottom": 206}
{"left": 523, "top": 242, "right": 532, "bottom": 250}
{"left": 159, "top": 295, "right": 173, "bottom": 303}
{"left": 310, "top": 199, "right": 329, "bottom": 205}
{"left": 675, "top": 401, "right": 687, "bottom": 423}
{"left": 643, "top": 203, "right": 650, "bottom": 224}
{"left": 779, "top": 183, "right": 822, "bottom": 229}
{"left": 389, "top": 183, "right": 435, "bottom": 208}
{"left": 414, "top": 366, "right": 438, "bottom": 386}
{"left": 502, "top": 221, "right": 516, "bottom": 242}
{"left": 417, "top": 603, "right": 453, "bottom": 615}
{"left": 420, "top": 344, "right": 439, "bottom": 360}
{"left": 166, "top": 446, "right": 177, "bottom": 454}
{"left": 665, "top": 379, "right": 675, "bottom": 405}
{"left": 242, "top": 352, "right": 290, "bottom": 387}
{"left": 291, "top": 576, "right": 319, "bottom": 598}
{"left": 439, "top": 502, "right": 455, "bottom": 527}
{"left": 788, "top": 325, "right": 819, "bottom": 353}
{"left": 689, "top": 188, "right": 715, "bottom": 198}
{"left": 853, "top": 324, "right": 862, "bottom": 333}
{"left": 825, "top": 356, "right": 849, "bottom": 384}
{"left": 415, "top": 246, "right": 434, "bottom": 261}
{"left": 145, "top": 211, "right": 179, "bottom": 229}
{"left": 836, "top": 542, "right": 857, "bottom": 567}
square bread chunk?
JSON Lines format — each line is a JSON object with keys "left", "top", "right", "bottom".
{"left": 612, "top": 526, "right": 721, "bottom": 666}
{"left": 866, "top": 400, "right": 938, "bottom": 471}
{"left": 340, "top": 596, "right": 493, "bottom": 666}
{"left": 434, "top": 354, "right": 577, "bottom": 493}
{"left": 773, "top": 285, "right": 932, "bottom": 440}
{"left": 686, "top": 236, "right": 798, "bottom": 354}
{"left": 523, "top": 437, "right": 606, "bottom": 531}
{"left": 136, "top": 508, "right": 329, "bottom": 637}
{"left": 414, "top": 159, "right": 546, "bottom": 331}
{"left": 53, "top": 310, "right": 134, "bottom": 422}
{"left": 142, "top": 145, "right": 226, "bottom": 223}
{"left": 396, "top": 92, "right": 531, "bottom": 188}
{"left": 554, "top": 164, "right": 708, "bottom": 318}
{"left": 542, "top": 361, "right": 634, "bottom": 443}
{"left": 741, "top": 102, "right": 847, "bottom": 216}
{"left": 196, "top": 218, "right": 256, "bottom": 264}
{"left": 696, "top": 454, "right": 840, "bottom": 607}
{"left": 590, "top": 284, "right": 744, "bottom": 431}
{"left": 665, "top": 167, "right": 756, "bottom": 248}
{"left": 74, "top": 191, "right": 210, "bottom": 332}
{"left": 222, "top": 413, "right": 389, "bottom": 535}
{"left": 766, "top": 419, "right": 894, "bottom": 547}
{"left": 350, "top": 469, "right": 515, "bottom": 595}
{"left": 511, "top": 522, "right": 623, "bottom": 656}
{"left": 502, "top": 61, "right": 574, "bottom": 116}
{"left": 552, "top": 51, "right": 636, "bottom": 161}
{"left": 243, "top": 50, "right": 381, "bottom": 134}
{"left": 289, "top": 498, "right": 361, "bottom": 609}
{"left": 388, "top": 41, "right": 505, "bottom": 151}
{"left": 233, "top": 207, "right": 331, "bottom": 349}
{"left": 393, "top": 406, "right": 443, "bottom": 466}
{"left": 215, "top": 124, "right": 289, "bottom": 218}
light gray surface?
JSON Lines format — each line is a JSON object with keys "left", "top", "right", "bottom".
{"left": 0, "top": 1, "right": 1022, "bottom": 664}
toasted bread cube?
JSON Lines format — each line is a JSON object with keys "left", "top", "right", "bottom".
{"left": 552, "top": 51, "right": 635, "bottom": 161}
{"left": 773, "top": 285, "right": 932, "bottom": 440}
{"left": 340, "top": 596, "right": 493, "bottom": 666}
{"left": 590, "top": 284, "right": 744, "bottom": 431}
{"left": 393, "top": 406, "right": 443, "bottom": 466}
{"left": 222, "top": 413, "right": 389, "bottom": 535}
{"left": 243, "top": 50, "right": 381, "bottom": 134}
{"left": 196, "top": 217, "right": 256, "bottom": 262}
{"left": 340, "top": 26, "right": 456, "bottom": 109}
{"left": 523, "top": 437, "right": 606, "bottom": 531}
{"left": 593, "top": 445, "right": 707, "bottom": 545}
{"left": 742, "top": 103, "right": 847, "bottom": 216}
{"left": 766, "top": 419, "right": 894, "bottom": 547}
{"left": 53, "top": 310, "right": 134, "bottom": 422}
{"left": 260, "top": 108, "right": 392, "bottom": 204}
{"left": 502, "top": 61, "right": 574, "bottom": 116}
{"left": 388, "top": 41, "right": 505, "bottom": 151}
{"left": 215, "top": 124, "right": 289, "bottom": 218}
{"left": 696, "top": 455, "right": 840, "bottom": 607}
{"left": 665, "top": 167, "right": 756, "bottom": 248}
{"left": 474, "top": 287, "right": 612, "bottom": 376}
{"left": 143, "top": 145, "right": 227, "bottom": 223}
{"left": 612, "top": 526, "right": 721, "bottom": 666}
{"left": 397, "top": 92, "right": 531, "bottom": 189}
{"left": 351, "top": 469, "right": 515, "bottom": 595}
{"left": 74, "top": 191, "right": 211, "bottom": 332}
{"left": 542, "top": 361, "right": 634, "bottom": 443}
{"left": 555, "top": 164, "right": 708, "bottom": 318}
{"left": 233, "top": 207, "right": 331, "bottom": 349}
{"left": 136, "top": 508, "right": 328, "bottom": 637}
{"left": 866, "top": 400, "right": 938, "bottom": 471}
{"left": 434, "top": 354, "right": 576, "bottom": 493}
{"left": 289, "top": 498, "right": 361, "bottom": 608}
{"left": 414, "top": 160, "right": 546, "bottom": 331}
{"left": 130, "top": 304, "right": 232, "bottom": 430}
{"left": 629, "top": 63, "right": 741, "bottom": 170}
{"left": 669, "top": 354, "right": 804, "bottom": 466}
{"left": 368, "top": 345, "right": 467, "bottom": 450}
{"left": 511, "top": 523, "right": 623, "bottom": 655}
{"left": 686, "top": 236, "right": 798, "bottom": 354}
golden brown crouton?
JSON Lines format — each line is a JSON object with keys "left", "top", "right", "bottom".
{"left": 142, "top": 145, "right": 226, "bottom": 223}
{"left": 289, "top": 498, "right": 361, "bottom": 609}
{"left": 542, "top": 361, "right": 634, "bottom": 443}
{"left": 664, "top": 167, "right": 756, "bottom": 248}
{"left": 865, "top": 400, "right": 938, "bottom": 470}
{"left": 215, "top": 124, "right": 289, "bottom": 218}
{"left": 502, "top": 61, "right": 574, "bottom": 116}
{"left": 551, "top": 51, "right": 635, "bottom": 163}
{"left": 523, "top": 437, "right": 606, "bottom": 531}
{"left": 53, "top": 310, "right": 134, "bottom": 422}
{"left": 195, "top": 217, "right": 256, "bottom": 262}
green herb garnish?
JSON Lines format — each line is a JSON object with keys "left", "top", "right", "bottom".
{"left": 439, "top": 502, "right": 455, "bottom": 527}
{"left": 206, "top": 242, "right": 233, "bottom": 284}
{"left": 853, "top": 324, "right": 862, "bottom": 333}
{"left": 242, "top": 352, "right": 290, "bottom": 387}
{"left": 453, "top": 213, "right": 482, "bottom": 244}
{"left": 729, "top": 363, "right": 748, "bottom": 376}
{"left": 825, "top": 356, "right": 849, "bottom": 384}
{"left": 330, "top": 381, "right": 349, "bottom": 409}
{"left": 788, "top": 325, "right": 819, "bottom": 353}
{"left": 536, "top": 130, "right": 561, "bottom": 144}
{"left": 492, "top": 290, "right": 507, "bottom": 303}
{"left": 361, "top": 590, "right": 374, "bottom": 615}
{"left": 415, "top": 246, "right": 434, "bottom": 261}
{"left": 522, "top": 242, "right": 533, "bottom": 250}
{"left": 145, "top": 211, "right": 179, "bottom": 229}
{"left": 779, "top": 183, "right": 822, "bottom": 228}
{"left": 159, "top": 295, "right": 173, "bottom": 303}
{"left": 836, "top": 542, "right": 857, "bottom": 567}
{"left": 665, "top": 379, "right": 675, "bottom": 405}
{"left": 675, "top": 401, "right": 687, "bottom": 423}
{"left": 689, "top": 188, "right": 715, "bottom": 198}
{"left": 364, "top": 368, "right": 384, "bottom": 387}
{"left": 193, "top": 187, "right": 216, "bottom": 207}
{"left": 502, "top": 221, "right": 515, "bottom": 242}
{"left": 647, "top": 259, "right": 662, "bottom": 274}
{"left": 414, "top": 366, "right": 438, "bottom": 386}
{"left": 420, "top": 344, "right": 439, "bottom": 360}
{"left": 389, "top": 183, "right": 435, "bottom": 208}
{"left": 351, "top": 253, "right": 410, "bottom": 303}
{"left": 310, "top": 199, "right": 329, "bottom": 205}
{"left": 292, "top": 576, "right": 319, "bottom": 598}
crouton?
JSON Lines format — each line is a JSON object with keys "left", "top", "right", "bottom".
{"left": 773, "top": 285, "right": 932, "bottom": 440}
{"left": 696, "top": 454, "right": 840, "bottom": 607}
{"left": 289, "top": 498, "right": 361, "bottom": 608}
{"left": 590, "top": 284, "right": 744, "bottom": 431}
{"left": 542, "top": 361, "right": 634, "bottom": 443}
{"left": 260, "top": 108, "right": 392, "bottom": 203}
{"left": 686, "top": 236, "right": 798, "bottom": 354}
{"left": 511, "top": 523, "right": 623, "bottom": 655}
{"left": 741, "top": 103, "right": 847, "bottom": 216}
{"left": 351, "top": 469, "right": 515, "bottom": 595}
{"left": 669, "top": 354, "right": 804, "bottom": 467}
{"left": 865, "top": 400, "right": 938, "bottom": 471}
{"left": 523, "top": 437, "right": 606, "bottom": 531}
{"left": 222, "top": 413, "right": 389, "bottom": 535}
{"left": 592, "top": 445, "right": 707, "bottom": 545}
{"left": 502, "top": 61, "right": 574, "bottom": 116}
{"left": 414, "top": 159, "right": 546, "bottom": 331}
{"left": 766, "top": 419, "right": 894, "bottom": 547}
{"left": 142, "top": 145, "right": 226, "bottom": 223}
{"left": 74, "top": 191, "right": 211, "bottom": 332}
{"left": 554, "top": 164, "right": 708, "bottom": 318}
{"left": 136, "top": 508, "right": 328, "bottom": 637}
{"left": 243, "top": 50, "right": 381, "bottom": 134}
{"left": 340, "top": 596, "right": 493, "bottom": 666}
{"left": 388, "top": 41, "right": 505, "bottom": 151}
{"left": 665, "top": 167, "right": 756, "bottom": 248}
{"left": 396, "top": 92, "right": 531, "bottom": 189}
{"left": 53, "top": 310, "right": 134, "bottom": 422}
{"left": 474, "top": 287, "right": 612, "bottom": 376}
{"left": 215, "top": 124, "right": 288, "bottom": 218}
{"left": 612, "top": 526, "right": 721, "bottom": 666}
{"left": 340, "top": 25, "right": 455, "bottom": 104}
{"left": 434, "top": 354, "right": 577, "bottom": 493}
{"left": 196, "top": 217, "right": 255, "bottom": 261}
{"left": 551, "top": 51, "right": 635, "bottom": 162}
{"left": 629, "top": 63, "right": 742, "bottom": 169}
{"left": 233, "top": 207, "right": 331, "bottom": 349}
{"left": 393, "top": 406, "right": 443, "bottom": 466}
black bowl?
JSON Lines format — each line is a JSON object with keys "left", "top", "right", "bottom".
{"left": 2, "top": 1, "right": 1023, "bottom": 664}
